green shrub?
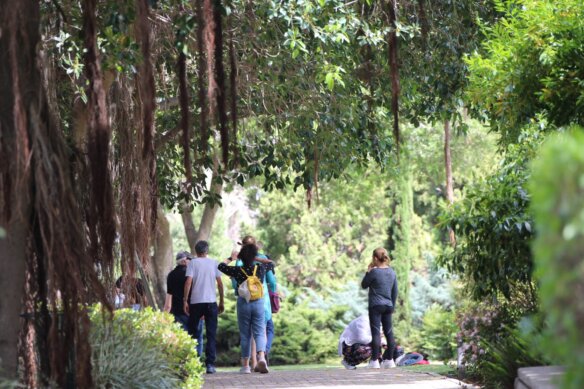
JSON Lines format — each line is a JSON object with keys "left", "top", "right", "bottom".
{"left": 215, "top": 294, "right": 344, "bottom": 366}
{"left": 530, "top": 128, "right": 584, "bottom": 389}
{"left": 418, "top": 304, "right": 457, "bottom": 362}
{"left": 479, "top": 322, "right": 549, "bottom": 389}
{"left": 90, "top": 306, "right": 204, "bottom": 389}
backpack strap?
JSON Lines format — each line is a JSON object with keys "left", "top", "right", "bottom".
{"left": 252, "top": 265, "right": 258, "bottom": 277}
{"left": 241, "top": 267, "right": 249, "bottom": 277}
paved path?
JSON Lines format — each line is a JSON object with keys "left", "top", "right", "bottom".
{"left": 203, "top": 367, "right": 475, "bottom": 389}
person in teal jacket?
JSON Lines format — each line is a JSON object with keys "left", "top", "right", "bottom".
{"left": 230, "top": 236, "right": 277, "bottom": 369}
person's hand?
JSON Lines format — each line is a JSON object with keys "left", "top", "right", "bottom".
{"left": 230, "top": 250, "right": 239, "bottom": 261}
{"left": 218, "top": 302, "right": 224, "bottom": 315}
{"left": 183, "top": 301, "right": 189, "bottom": 315}
{"left": 367, "top": 262, "right": 376, "bottom": 272}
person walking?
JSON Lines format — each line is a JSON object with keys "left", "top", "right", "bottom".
{"left": 183, "top": 241, "right": 224, "bottom": 374}
{"left": 163, "top": 250, "right": 204, "bottom": 357}
{"left": 231, "top": 235, "right": 278, "bottom": 370}
{"left": 361, "top": 247, "right": 398, "bottom": 369}
{"left": 218, "top": 244, "right": 274, "bottom": 374}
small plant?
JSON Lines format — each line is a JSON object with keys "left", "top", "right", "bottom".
{"left": 90, "top": 306, "right": 204, "bottom": 389}
{"left": 419, "top": 304, "right": 457, "bottom": 362}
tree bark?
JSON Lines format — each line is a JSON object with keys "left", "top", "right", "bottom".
{"left": 181, "top": 202, "right": 198, "bottom": 253}
{"left": 0, "top": 209, "right": 29, "bottom": 378}
{"left": 0, "top": 0, "right": 36, "bottom": 377}
{"left": 180, "top": 161, "right": 224, "bottom": 250}
{"left": 444, "top": 119, "right": 456, "bottom": 247}
{"left": 151, "top": 202, "right": 173, "bottom": 307}
{"left": 196, "top": 188, "right": 222, "bottom": 242}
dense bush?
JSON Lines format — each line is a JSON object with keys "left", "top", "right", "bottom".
{"left": 479, "top": 322, "right": 549, "bottom": 389}
{"left": 455, "top": 300, "right": 549, "bottom": 387}
{"left": 90, "top": 307, "right": 204, "bottom": 389}
{"left": 531, "top": 129, "right": 584, "bottom": 389}
{"left": 466, "top": 0, "right": 584, "bottom": 143}
{"left": 417, "top": 305, "right": 457, "bottom": 362}
{"left": 215, "top": 292, "right": 347, "bottom": 366}
{"left": 439, "top": 129, "right": 543, "bottom": 301}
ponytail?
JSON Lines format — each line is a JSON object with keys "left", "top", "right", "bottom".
{"left": 373, "top": 247, "right": 390, "bottom": 264}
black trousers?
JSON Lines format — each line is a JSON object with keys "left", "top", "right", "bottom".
{"left": 188, "top": 302, "right": 218, "bottom": 366}
{"left": 368, "top": 304, "right": 396, "bottom": 361}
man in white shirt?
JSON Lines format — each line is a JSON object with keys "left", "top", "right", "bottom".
{"left": 183, "top": 240, "right": 224, "bottom": 374}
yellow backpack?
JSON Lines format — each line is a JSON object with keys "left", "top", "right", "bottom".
{"left": 238, "top": 265, "right": 264, "bottom": 302}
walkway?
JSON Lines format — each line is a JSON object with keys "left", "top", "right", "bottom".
{"left": 203, "top": 367, "right": 475, "bottom": 389}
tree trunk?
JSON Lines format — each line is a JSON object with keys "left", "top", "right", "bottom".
{"left": 0, "top": 0, "right": 36, "bottom": 377}
{"left": 0, "top": 213, "right": 29, "bottom": 378}
{"left": 181, "top": 202, "right": 198, "bottom": 253}
{"left": 151, "top": 202, "right": 173, "bottom": 307}
{"left": 180, "top": 158, "right": 224, "bottom": 249}
{"left": 444, "top": 119, "right": 456, "bottom": 247}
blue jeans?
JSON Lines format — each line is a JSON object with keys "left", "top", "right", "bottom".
{"left": 237, "top": 297, "right": 266, "bottom": 358}
{"left": 266, "top": 318, "right": 274, "bottom": 355}
{"left": 188, "top": 303, "right": 218, "bottom": 366}
{"left": 174, "top": 314, "right": 204, "bottom": 357}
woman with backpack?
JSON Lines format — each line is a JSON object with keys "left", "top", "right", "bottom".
{"left": 218, "top": 244, "right": 274, "bottom": 374}
{"left": 230, "top": 236, "right": 279, "bottom": 371}
{"left": 361, "top": 247, "right": 398, "bottom": 369}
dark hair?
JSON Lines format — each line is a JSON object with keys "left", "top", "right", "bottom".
{"left": 195, "top": 240, "right": 209, "bottom": 255}
{"left": 238, "top": 244, "right": 258, "bottom": 267}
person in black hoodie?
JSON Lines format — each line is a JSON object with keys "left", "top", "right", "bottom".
{"left": 361, "top": 247, "right": 398, "bottom": 369}
{"left": 163, "top": 251, "right": 204, "bottom": 357}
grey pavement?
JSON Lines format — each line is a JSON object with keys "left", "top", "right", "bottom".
{"left": 203, "top": 367, "right": 477, "bottom": 389}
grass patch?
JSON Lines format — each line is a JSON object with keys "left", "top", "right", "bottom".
{"left": 401, "top": 363, "right": 457, "bottom": 377}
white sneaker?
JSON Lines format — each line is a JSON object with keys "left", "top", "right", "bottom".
{"left": 341, "top": 359, "right": 357, "bottom": 370}
{"left": 368, "top": 359, "right": 381, "bottom": 369}
{"left": 381, "top": 359, "right": 397, "bottom": 369}
{"left": 256, "top": 358, "right": 269, "bottom": 374}
{"left": 239, "top": 366, "right": 251, "bottom": 374}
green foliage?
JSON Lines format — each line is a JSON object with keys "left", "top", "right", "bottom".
{"left": 401, "top": 0, "right": 497, "bottom": 124}
{"left": 388, "top": 167, "right": 414, "bottom": 328}
{"left": 410, "top": 267, "right": 455, "bottom": 325}
{"left": 439, "top": 129, "right": 543, "bottom": 300}
{"left": 477, "top": 322, "right": 549, "bottom": 389}
{"left": 417, "top": 305, "right": 457, "bottom": 362}
{"left": 467, "top": 0, "right": 584, "bottom": 143}
{"left": 530, "top": 128, "right": 584, "bottom": 389}
{"left": 255, "top": 165, "right": 390, "bottom": 290}
{"left": 215, "top": 294, "right": 345, "bottom": 366}
{"left": 90, "top": 307, "right": 204, "bottom": 389}
{"left": 166, "top": 206, "right": 233, "bottom": 259}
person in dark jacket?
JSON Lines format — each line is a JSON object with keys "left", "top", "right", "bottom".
{"left": 163, "top": 251, "right": 204, "bottom": 357}
{"left": 361, "top": 247, "right": 398, "bottom": 369}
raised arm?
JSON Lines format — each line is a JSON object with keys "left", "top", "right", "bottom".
{"left": 218, "top": 260, "right": 240, "bottom": 278}
{"left": 361, "top": 271, "right": 373, "bottom": 289}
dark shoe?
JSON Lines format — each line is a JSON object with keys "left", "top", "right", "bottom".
{"left": 206, "top": 365, "right": 216, "bottom": 374}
